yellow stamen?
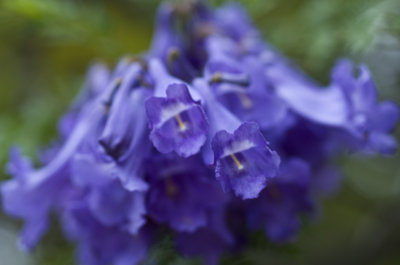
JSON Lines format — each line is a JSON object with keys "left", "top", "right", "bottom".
{"left": 175, "top": 114, "right": 187, "bottom": 131}
{"left": 230, "top": 154, "right": 244, "bottom": 170}
{"left": 167, "top": 47, "right": 180, "bottom": 73}
{"left": 209, "top": 72, "right": 223, "bottom": 84}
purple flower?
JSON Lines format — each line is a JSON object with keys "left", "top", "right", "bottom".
{"left": 148, "top": 3, "right": 181, "bottom": 61}
{"left": 1, "top": 148, "right": 68, "bottom": 251}
{"left": 271, "top": 58, "right": 399, "bottom": 154}
{"left": 279, "top": 117, "right": 335, "bottom": 166}
{"left": 72, "top": 64, "right": 151, "bottom": 192}
{"left": 146, "top": 61, "right": 208, "bottom": 157}
{"left": 97, "top": 64, "right": 152, "bottom": 191}
{"left": 331, "top": 59, "right": 399, "bottom": 154}
{"left": 1, "top": 84, "right": 109, "bottom": 250}
{"left": 58, "top": 62, "right": 110, "bottom": 138}
{"left": 247, "top": 159, "right": 313, "bottom": 243}
{"left": 175, "top": 211, "right": 233, "bottom": 265}
{"left": 212, "top": 122, "right": 280, "bottom": 199}
{"left": 86, "top": 180, "right": 146, "bottom": 234}
{"left": 61, "top": 200, "right": 149, "bottom": 265}
{"left": 1, "top": 1, "right": 398, "bottom": 264}
{"left": 148, "top": 3, "right": 197, "bottom": 80}
{"left": 213, "top": 3, "right": 258, "bottom": 41}
{"left": 146, "top": 155, "right": 226, "bottom": 232}
{"left": 193, "top": 78, "right": 281, "bottom": 199}
{"left": 193, "top": 77, "right": 244, "bottom": 165}
{"left": 98, "top": 64, "right": 147, "bottom": 159}
{"left": 204, "top": 41, "right": 288, "bottom": 129}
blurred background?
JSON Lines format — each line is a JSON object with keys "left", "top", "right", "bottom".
{"left": 0, "top": 0, "right": 399, "bottom": 264}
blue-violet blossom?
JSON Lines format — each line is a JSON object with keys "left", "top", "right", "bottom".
{"left": 1, "top": 1, "right": 398, "bottom": 265}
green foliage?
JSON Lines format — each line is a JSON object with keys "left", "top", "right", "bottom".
{"left": 211, "top": 0, "right": 400, "bottom": 80}
{"left": 141, "top": 235, "right": 202, "bottom": 265}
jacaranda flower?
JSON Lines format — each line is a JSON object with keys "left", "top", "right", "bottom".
{"left": 1, "top": 1, "right": 398, "bottom": 265}
{"left": 145, "top": 71, "right": 208, "bottom": 157}
{"left": 212, "top": 122, "right": 280, "bottom": 199}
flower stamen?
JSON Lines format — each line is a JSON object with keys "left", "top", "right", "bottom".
{"left": 230, "top": 153, "right": 244, "bottom": 171}
{"left": 175, "top": 114, "right": 187, "bottom": 131}
{"left": 209, "top": 72, "right": 250, "bottom": 87}
{"left": 167, "top": 47, "right": 180, "bottom": 73}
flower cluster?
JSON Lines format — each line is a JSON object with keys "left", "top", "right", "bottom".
{"left": 2, "top": 2, "right": 398, "bottom": 265}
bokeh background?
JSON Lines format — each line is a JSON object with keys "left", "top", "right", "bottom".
{"left": 0, "top": 0, "right": 399, "bottom": 264}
